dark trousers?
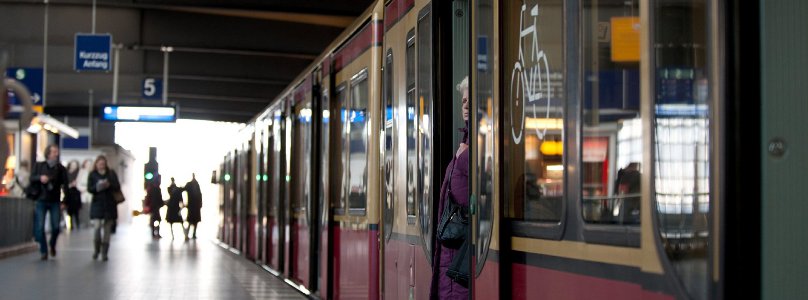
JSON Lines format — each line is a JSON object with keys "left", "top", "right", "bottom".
{"left": 34, "top": 201, "right": 61, "bottom": 254}
{"left": 68, "top": 212, "right": 80, "bottom": 229}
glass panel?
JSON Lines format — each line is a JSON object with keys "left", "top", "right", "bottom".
{"left": 335, "top": 86, "right": 348, "bottom": 213}
{"left": 654, "top": 1, "right": 710, "bottom": 298}
{"left": 383, "top": 49, "right": 395, "bottom": 241}
{"left": 293, "top": 100, "right": 313, "bottom": 213}
{"left": 417, "top": 10, "right": 434, "bottom": 257}
{"left": 504, "top": 0, "right": 565, "bottom": 223}
{"left": 270, "top": 112, "right": 282, "bottom": 219}
{"left": 406, "top": 30, "right": 417, "bottom": 220}
{"left": 474, "top": 0, "right": 495, "bottom": 274}
{"left": 348, "top": 73, "right": 369, "bottom": 210}
{"left": 320, "top": 91, "right": 330, "bottom": 224}
{"left": 581, "top": 0, "right": 642, "bottom": 225}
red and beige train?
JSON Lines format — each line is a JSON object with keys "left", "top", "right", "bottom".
{"left": 217, "top": 0, "right": 748, "bottom": 299}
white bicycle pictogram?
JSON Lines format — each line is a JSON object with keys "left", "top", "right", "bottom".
{"left": 510, "top": 4, "right": 552, "bottom": 145}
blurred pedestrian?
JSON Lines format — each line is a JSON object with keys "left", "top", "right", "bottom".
{"left": 88, "top": 155, "right": 121, "bottom": 261}
{"left": 165, "top": 177, "right": 185, "bottom": 240}
{"left": 146, "top": 176, "right": 164, "bottom": 238}
{"left": 184, "top": 173, "right": 202, "bottom": 240}
{"left": 65, "top": 160, "right": 83, "bottom": 230}
{"left": 8, "top": 160, "right": 30, "bottom": 197}
{"left": 30, "top": 144, "right": 69, "bottom": 260}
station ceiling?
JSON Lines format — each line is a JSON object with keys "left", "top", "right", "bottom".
{"left": 0, "top": 0, "right": 373, "bottom": 123}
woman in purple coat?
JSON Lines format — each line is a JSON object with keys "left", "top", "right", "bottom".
{"left": 430, "top": 76, "right": 470, "bottom": 299}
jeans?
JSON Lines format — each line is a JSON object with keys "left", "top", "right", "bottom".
{"left": 34, "top": 201, "right": 61, "bottom": 254}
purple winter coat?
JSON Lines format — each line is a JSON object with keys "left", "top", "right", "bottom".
{"left": 429, "top": 126, "right": 470, "bottom": 300}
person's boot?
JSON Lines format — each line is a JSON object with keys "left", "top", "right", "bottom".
{"left": 92, "top": 240, "right": 100, "bottom": 260}
{"left": 101, "top": 243, "right": 109, "bottom": 261}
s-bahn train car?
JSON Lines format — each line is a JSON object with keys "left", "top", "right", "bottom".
{"left": 217, "top": 0, "right": 762, "bottom": 298}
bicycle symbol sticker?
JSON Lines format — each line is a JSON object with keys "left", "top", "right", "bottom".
{"left": 510, "top": 4, "right": 552, "bottom": 145}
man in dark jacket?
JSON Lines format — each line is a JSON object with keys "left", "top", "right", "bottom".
{"left": 30, "top": 144, "right": 69, "bottom": 260}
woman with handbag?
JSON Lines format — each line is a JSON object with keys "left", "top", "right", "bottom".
{"left": 87, "top": 155, "right": 121, "bottom": 261}
{"left": 429, "top": 76, "right": 471, "bottom": 299}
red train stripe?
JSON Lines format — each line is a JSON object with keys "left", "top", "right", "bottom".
{"left": 384, "top": 0, "right": 415, "bottom": 31}
{"left": 333, "top": 20, "right": 383, "bottom": 73}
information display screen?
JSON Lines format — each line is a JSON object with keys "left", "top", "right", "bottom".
{"left": 101, "top": 105, "right": 177, "bottom": 122}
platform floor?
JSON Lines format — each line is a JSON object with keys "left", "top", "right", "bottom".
{"left": 0, "top": 224, "right": 304, "bottom": 300}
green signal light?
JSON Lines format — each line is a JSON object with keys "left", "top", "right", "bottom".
{"left": 224, "top": 174, "right": 231, "bottom": 181}
{"left": 262, "top": 174, "right": 268, "bottom": 182}
{"left": 256, "top": 174, "right": 261, "bottom": 181}
{"left": 145, "top": 172, "right": 154, "bottom": 180}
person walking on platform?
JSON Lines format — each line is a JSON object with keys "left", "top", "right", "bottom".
{"left": 64, "top": 160, "right": 83, "bottom": 230}
{"left": 87, "top": 155, "right": 121, "bottom": 261}
{"left": 30, "top": 144, "right": 69, "bottom": 260}
{"left": 165, "top": 177, "right": 185, "bottom": 240}
{"left": 146, "top": 176, "right": 164, "bottom": 238}
{"left": 183, "top": 173, "right": 202, "bottom": 240}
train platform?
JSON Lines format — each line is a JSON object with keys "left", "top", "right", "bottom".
{"left": 0, "top": 225, "right": 304, "bottom": 300}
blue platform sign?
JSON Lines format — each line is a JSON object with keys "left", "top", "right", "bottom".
{"left": 5, "top": 67, "right": 43, "bottom": 106}
{"left": 74, "top": 34, "right": 112, "bottom": 72}
{"left": 142, "top": 78, "right": 163, "bottom": 100}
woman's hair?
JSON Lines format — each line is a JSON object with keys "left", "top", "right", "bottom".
{"left": 94, "top": 155, "right": 109, "bottom": 173}
{"left": 67, "top": 160, "right": 80, "bottom": 172}
{"left": 82, "top": 159, "right": 93, "bottom": 169}
{"left": 456, "top": 76, "right": 469, "bottom": 93}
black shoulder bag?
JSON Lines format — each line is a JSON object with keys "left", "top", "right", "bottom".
{"left": 436, "top": 159, "right": 469, "bottom": 245}
{"left": 24, "top": 163, "right": 43, "bottom": 200}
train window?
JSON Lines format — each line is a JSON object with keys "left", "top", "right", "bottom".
{"left": 503, "top": 0, "right": 565, "bottom": 224}
{"left": 383, "top": 49, "right": 395, "bottom": 241}
{"left": 292, "top": 99, "right": 313, "bottom": 214}
{"left": 416, "top": 9, "right": 434, "bottom": 258}
{"left": 654, "top": 1, "right": 712, "bottom": 299}
{"left": 269, "top": 112, "right": 282, "bottom": 219}
{"left": 320, "top": 89, "right": 330, "bottom": 225}
{"left": 348, "top": 70, "right": 369, "bottom": 213}
{"left": 581, "top": 0, "right": 642, "bottom": 226}
{"left": 406, "top": 29, "right": 417, "bottom": 223}
{"left": 334, "top": 84, "right": 348, "bottom": 215}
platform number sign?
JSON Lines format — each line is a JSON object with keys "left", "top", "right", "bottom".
{"left": 142, "top": 78, "right": 162, "bottom": 100}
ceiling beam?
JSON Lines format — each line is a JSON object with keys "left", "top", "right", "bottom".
{"left": 132, "top": 45, "right": 317, "bottom": 60}
{"left": 165, "top": 6, "right": 355, "bottom": 28}
{"left": 171, "top": 93, "right": 269, "bottom": 104}
{"left": 146, "top": 74, "right": 289, "bottom": 85}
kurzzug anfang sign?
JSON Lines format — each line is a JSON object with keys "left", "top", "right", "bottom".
{"left": 74, "top": 34, "right": 112, "bottom": 72}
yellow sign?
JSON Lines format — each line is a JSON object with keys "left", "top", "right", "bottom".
{"left": 610, "top": 17, "right": 640, "bottom": 62}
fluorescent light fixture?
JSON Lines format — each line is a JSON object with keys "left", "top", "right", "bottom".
{"left": 546, "top": 165, "right": 564, "bottom": 171}
{"left": 526, "top": 118, "right": 563, "bottom": 130}
{"left": 101, "top": 105, "right": 177, "bottom": 122}
{"left": 26, "top": 114, "right": 80, "bottom": 138}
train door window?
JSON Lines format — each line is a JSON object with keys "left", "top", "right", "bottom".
{"left": 348, "top": 70, "right": 369, "bottom": 213}
{"left": 654, "top": 1, "right": 712, "bottom": 299}
{"left": 474, "top": 0, "right": 496, "bottom": 274}
{"left": 320, "top": 89, "right": 330, "bottom": 224}
{"left": 334, "top": 84, "right": 347, "bottom": 215}
{"left": 581, "top": 0, "right": 642, "bottom": 227}
{"left": 416, "top": 7, "right": 434, "bottom": 257}
{"left": 383, "top": 49, "right": 395, "bottom": 241}
{"left": 406, "top": 29, "right": 417, "bottom": 224}
{"left": 270, "top": 112, "right": 282, "bottom": 220}
{"left": 503, "top": 0, "right": 565, "bottom": 226}
{"left": 293, "top": 98, "right": 313, "bottom": 215}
